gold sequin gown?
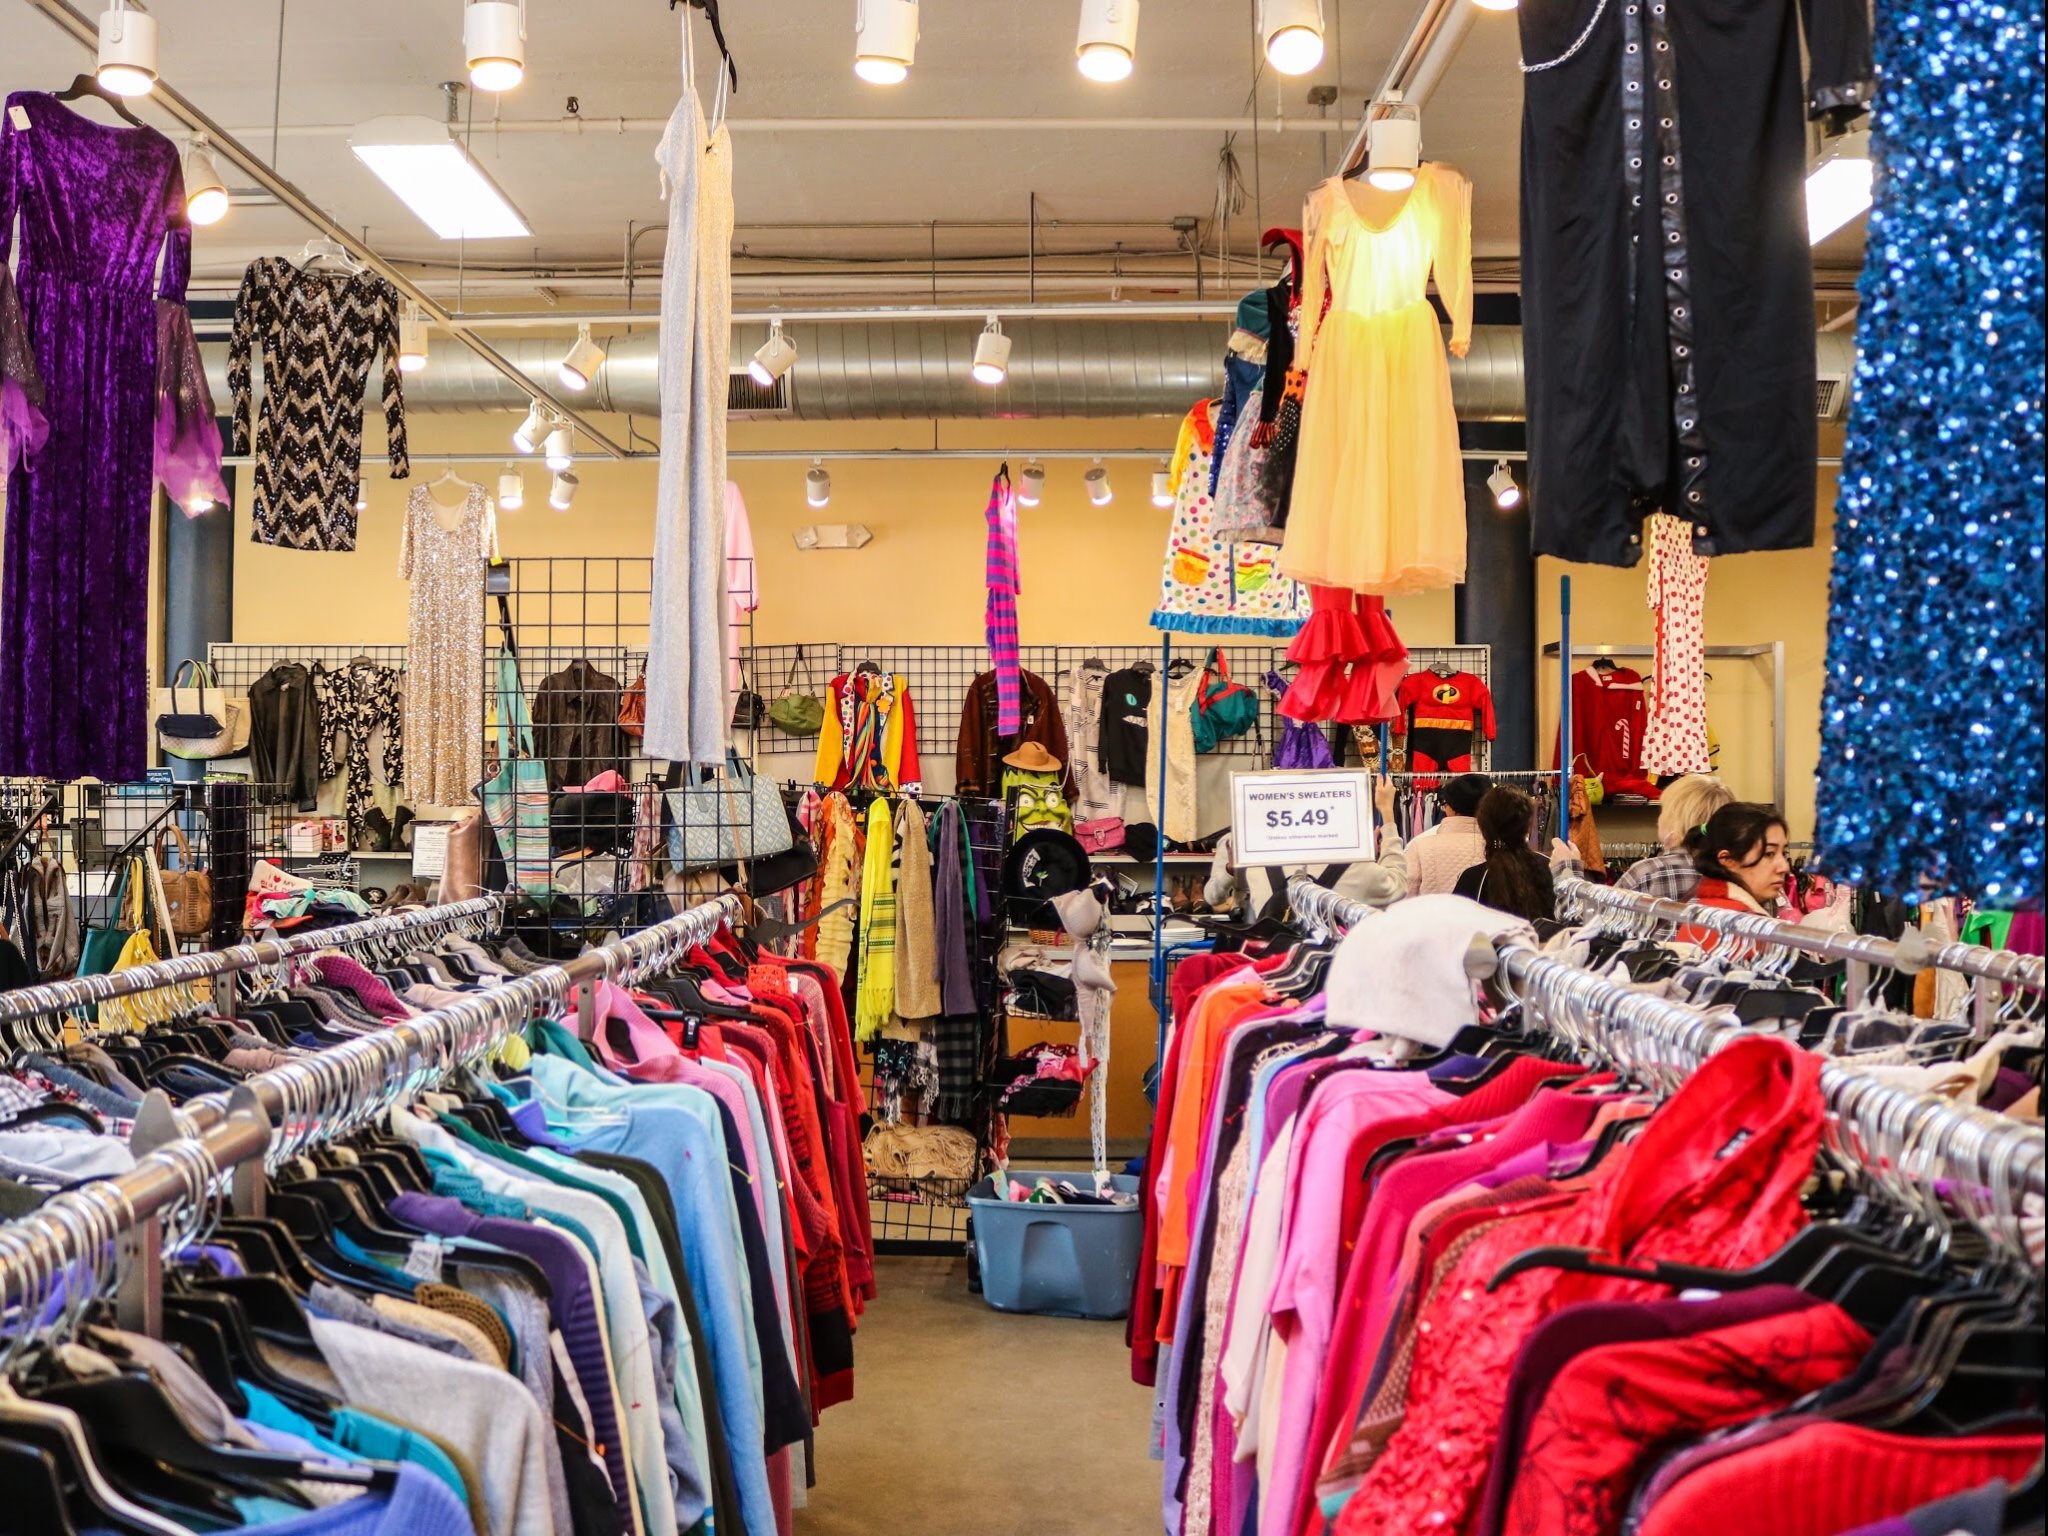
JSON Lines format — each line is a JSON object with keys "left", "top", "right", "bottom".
{"left": 399, "top": 481, "right": 498, "bottom": 807}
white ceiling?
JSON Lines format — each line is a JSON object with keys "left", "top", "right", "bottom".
{"left": 4, "top": 0, "right": 1864, "bottom": 303}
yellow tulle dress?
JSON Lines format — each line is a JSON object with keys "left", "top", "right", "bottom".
{"left": 1279, "top": 163, "right": 1473, "bottom": 595}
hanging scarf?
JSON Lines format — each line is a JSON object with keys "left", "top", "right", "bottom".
{"left": 854, "top": 796, "right": 897, "bottom": 1040}
{"left": 931, "top": 801, "right": 978, "bottom": 1018}
{"left": 893, "top": 799, "right": 943, "bottom": 1019}
{"left": 814, "top": 792, "right": 859, "bottom": 972}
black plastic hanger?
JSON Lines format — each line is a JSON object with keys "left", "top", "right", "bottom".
{"left": 51, "top": 73, "right": 145, "bottom": 128}
{"left": 0, "top": 1441, "right": 80, "bottom": 1536}
{"left": 2, "top": 1100, "right": 106, "bottom": 1133}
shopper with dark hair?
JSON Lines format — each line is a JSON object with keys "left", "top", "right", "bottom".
{"left": 1452, "top": 785, "right": 1555, "bottom": 923}
{"left": 1404, "top": 772, "right": 1494, "bottom": 895}
{"left": 1681, "top": 803, "right": 1792, "bottom": 944}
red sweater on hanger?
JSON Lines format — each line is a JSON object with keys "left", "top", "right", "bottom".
{"left": 1553, "top": 663, "right": 1661, "bottom": 798}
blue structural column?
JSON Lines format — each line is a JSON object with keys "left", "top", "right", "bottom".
{"left": 1453, "top": 446, "right": 1537, "bottom": 770}
{"left": 160, "top": 458, "right": 235, "bottom": 784}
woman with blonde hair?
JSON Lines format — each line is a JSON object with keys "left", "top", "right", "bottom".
{"left": 1550, "top": 773, "right": 1734, "bottom": 899}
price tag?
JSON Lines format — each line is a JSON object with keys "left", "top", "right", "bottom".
{"left": 1230, "top": 770, "right": 1374, "bottom": 867}
{"left": 412, "top": 822, "right": 452, "bottom": 879}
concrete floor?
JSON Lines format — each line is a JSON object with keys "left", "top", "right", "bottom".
{"left": 797, "top": 1255, "right": 1161, "bottom": 1536}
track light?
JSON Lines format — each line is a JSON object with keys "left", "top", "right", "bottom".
{"left": 1084, "top": 461, "right": 1114, "bottom": 506}
{"left": 1806, "top": 128, "right": 1873, "bottom": 244}
{"left": 749, "top": 320, "right": 798, "bottom": 388}
{"left": 549, "top": 470, "right": 580, "bottom": 512}
{"left": 95, "top": 0, "right": 158, "bottom": 97}
{"left": 1150, "top": 463, "right": 1175, "bottom": 507}
{"left": 354, "top": 481, "right": 369, "bottom": 515}
{"left": 1076, "top": 0, "right": 1140, "bottom": 81}
{"left": 184, "top": 140, "right": 230, "bottom": 226}
{"left": 513, "top": 400, "right": 548, "bottom": 454}
{"left": 1262, "top": 0, "right": 1325, "bottom": 74}
{"left": 971, "top": 317, "right": 1012, "bottom": 386}
{"left": 498, "top": 465, "right": 525, "bottom": 511}
{"left": 1470, "top": 0, "right": 1520, "bottom": 12}
{"left": 1017, "top": 460, "right": 1046, "bottom": 507}
{"left": 854, "top": 0, "right": 919, "bottom": 84}
{"left": 1487, "top": 458, "right": 1522, "bottom": 510}
{"left": 1366, "top": 93, "right": 1421, "bottom": 192}
{"left": 465, "top": 0, "right": 527, "bottom": 92}
{"left": 544, "top": 426, "right": 574, "bottom": 472}
{"left": 398, "top": 306, "right": 430, "bottom": 374}
{"left": 558, "top": 325, "right": 605, "bottom": 391}
{"left": 806, "top": 460, "right": 833, "bottom": 509}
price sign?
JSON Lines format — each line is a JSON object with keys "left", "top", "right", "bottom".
{"left": 1230, "top": 770, "right": 1374, "bottom": 866}
{"left": 412, "top": 822, "right": 452, "bottom": 879}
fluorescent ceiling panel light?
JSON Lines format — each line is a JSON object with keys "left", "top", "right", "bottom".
{"left": 350, "top": 115, "right": 530, "bottom": 240}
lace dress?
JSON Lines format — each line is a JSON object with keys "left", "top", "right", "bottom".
{"left": 399, "top": 484, "right": 497, "bottom": 807}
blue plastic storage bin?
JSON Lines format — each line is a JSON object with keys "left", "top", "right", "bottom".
{"left": 967, "top": 1170, "right": 1143, "bottom": 1320}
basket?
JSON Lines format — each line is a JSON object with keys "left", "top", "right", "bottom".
{"left": 966, "top": 1170, "right": 1143, "bottom": 1320}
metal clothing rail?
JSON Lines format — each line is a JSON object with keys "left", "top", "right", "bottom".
{"left": 176, "top": 894, "right": 744, "bottom": 1140}
{"left": 1282, "top": 875, "right": 2048, "bottom": 1226}
{"left": 0, "top": 895, "right": 742, "bottom": 1339}
{"left": 0, "top": 896, "right": 506, "bottom": 1028}
{"left": 1557, "top": 875, "right": 2047, "bottom": 1000}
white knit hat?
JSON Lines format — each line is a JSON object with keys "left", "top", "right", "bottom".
{"left": 1326, "top": 894, "right": 1535, "bottom": 1048}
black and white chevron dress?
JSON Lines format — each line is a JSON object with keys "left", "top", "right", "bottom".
{"left": 227, "top": 257, "right": 410, "bottom": 552}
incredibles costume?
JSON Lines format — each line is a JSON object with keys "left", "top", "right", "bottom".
{"left": 1393, "top": 669, "right": 1497, "bottom": 786}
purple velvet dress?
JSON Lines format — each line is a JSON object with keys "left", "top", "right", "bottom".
{"left": 0, "top": 92, "right": 224, "bottom": 781}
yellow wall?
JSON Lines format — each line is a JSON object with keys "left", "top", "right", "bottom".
{"left": 232, "top": 409, "right": 1459, "bottom": 648}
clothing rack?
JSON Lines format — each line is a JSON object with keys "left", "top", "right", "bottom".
{"left": 1282, "top": 874, "right": 2048, "bottom": 1226}
{"left": 1557, "top": 874, "right": 2047, "bottom": 1004}
{"left": 0, "top": 893, "right": 742, "bottom": 1338}
{"left": 0, "top": 894, "right": 505, "bottom": 1030}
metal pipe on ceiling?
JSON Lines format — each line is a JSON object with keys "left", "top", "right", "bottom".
{"left": 210, "top": 116, "right": 1362, "bottom": 140}
{"left": 189, "top": 301, "right": 1246, "bottom": 335}
{"left": 1338, "top": 0, "right": 1487, "bottom": 175}
{"left": 20, "top": 0, "right": 631, "bottom": 461}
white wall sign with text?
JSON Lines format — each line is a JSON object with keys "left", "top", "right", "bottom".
{"left": 412, "top": 822, "right": 452, "bottom": 879}
{"left": 1230, "top": 770, "right": 1374, "bottom": 866}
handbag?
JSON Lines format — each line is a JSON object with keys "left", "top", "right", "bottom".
{"left": 665, "top": 751, "right": 796, "bottom": 873}
{"left": 549, "top": 789, "right": 636, "bottom": 857}
{"left": 552, "top": 849, "right": 622, "bottom": 902}
{"left": 1191, "top": 648, "right": 1261, "bottom": 753}
{"left": 741, "top": 790, "right": 819, "bottom": 897}
{"left": 78, "top": 858, "right": 143, "bottom": 980}
{"left": 732, "top": 666, "right": 767, "bottom": 732}
{"left": 767, "top": 648, "right": 826, "bottom": 737}
{"left": 1074, "top": 816, "right": 1126, "bottom": 854}
{"left": 154, "top": 659, "right": 251, "bottom": 760}
{"left": 154, "top": 820, "right": 213, "bottom": 940}
{"left": 618, "top": 672, "right": 648, "bottom": 740}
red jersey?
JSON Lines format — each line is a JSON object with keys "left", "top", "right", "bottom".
{"left": 1393, "top": 670, "right": 1497, "bottom": 739}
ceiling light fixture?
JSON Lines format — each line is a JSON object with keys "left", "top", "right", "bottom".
{"left": 749, "top": 319, "right": 798, "bottom": 388}
{"left": 549, "top": 471, "right": 580, "bottom": 512}
{"left": 1076, "top": 0, "right": 1140, "bottom": 81}
{"left": 1806, "top": 128, "right": 1874, "bottom": 244}
{"left": 1150, "top": 462, "right": 1175, "bottom": 507}
{"left": 1487, "top": 458, "right": 1523, "bottom": 509}
{"left": 1366, "top": 92, "right": 1421, "bottom": 192}
{"left": 971, "top": 317, "right": 1012, "bottom": 386}
{"left": 1017, "top": 460, "right": 1046, "bottom": 507}
{"left": 465, "top": 0, "right": 527, "bottom": 93}
{"left": 544, "top": 426, "right": 574, "bottom": 472}
{"left": 806, "top": 460, "right": 833, "bottom": 509}
{"left": 397, "top": 305, "right": 430, "bottom": 374}
{"left": 184, "top": 139, "right": 230, "bottom": 226}
{"left": 498, "top": 465, "right": 525, "bottom": 510}
{"left": 1469, "top": 0, "right": 1520, "bottom": 13}
{"left": 513, "top": 400, "right": 548, "bottom": 454}
{"left": 350, "top": 115, "right": 531, "bottom": 240}
{"left": 95, "top": 0, "right": 158, "bottom": 97}
{"left": 1262, "top": 0, "right": 1325, "bottom": 74}
{"left": 557, "top": 324, "right": 605, "bottom": 391}
{"left": 354, "top": 480, "right": 369, "bottom": 515}
{"left": 1084, "top": 460, "right": 1114, "bottom": 506}
{"left": 854, "top": 0, "right": 919, "bottom": 84}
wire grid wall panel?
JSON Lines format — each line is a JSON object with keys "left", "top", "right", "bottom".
{"left": 490, "top": 557, "right": 764, "bottom": 894}
{"left": 743, "top": 642, "right": 1494, "bottom": 792}
{"left": 859, "top": 791, "right": 1012, "bottom": 1254}
{"left": 207, "top": 644, "right": 411, "bottom": 695}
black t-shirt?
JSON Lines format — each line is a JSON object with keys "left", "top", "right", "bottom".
{"left": 1100, "top": 667, "right": 1153, "bottom": 785}
{"left": 1453, "top": 848, "right": 1557, "bottom": 924}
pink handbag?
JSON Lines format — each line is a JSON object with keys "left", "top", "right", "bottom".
{"left": 1074, "top": 817, "right": 1126, "bottom": 854}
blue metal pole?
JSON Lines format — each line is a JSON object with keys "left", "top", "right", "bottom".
{"left": 1558, "top": 574, "right": 1574, "bottom": 844}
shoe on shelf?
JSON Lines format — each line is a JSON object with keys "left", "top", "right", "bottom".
{"left": 361, "top": 809, "right": 394, "bottom": 853}
{"left": 392, "top": 806, "right": 416, "bottom": 850}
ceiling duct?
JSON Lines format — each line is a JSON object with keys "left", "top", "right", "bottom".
{"left": 200, "top": 321, "right": 1857, "bottom": 424}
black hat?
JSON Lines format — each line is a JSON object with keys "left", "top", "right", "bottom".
{"left": 1004, "top": 828, "right": 1093, "bottom": 925}
{"left": 1441, "top": 774, "right": 1493, "bottom": 817}
{"left": 1119, "top": 821, "right": 1160, "bottom": 863}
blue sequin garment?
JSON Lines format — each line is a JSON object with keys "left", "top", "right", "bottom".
{"left": 1816, "top": 0, "right": 2046, "bottom": 903}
